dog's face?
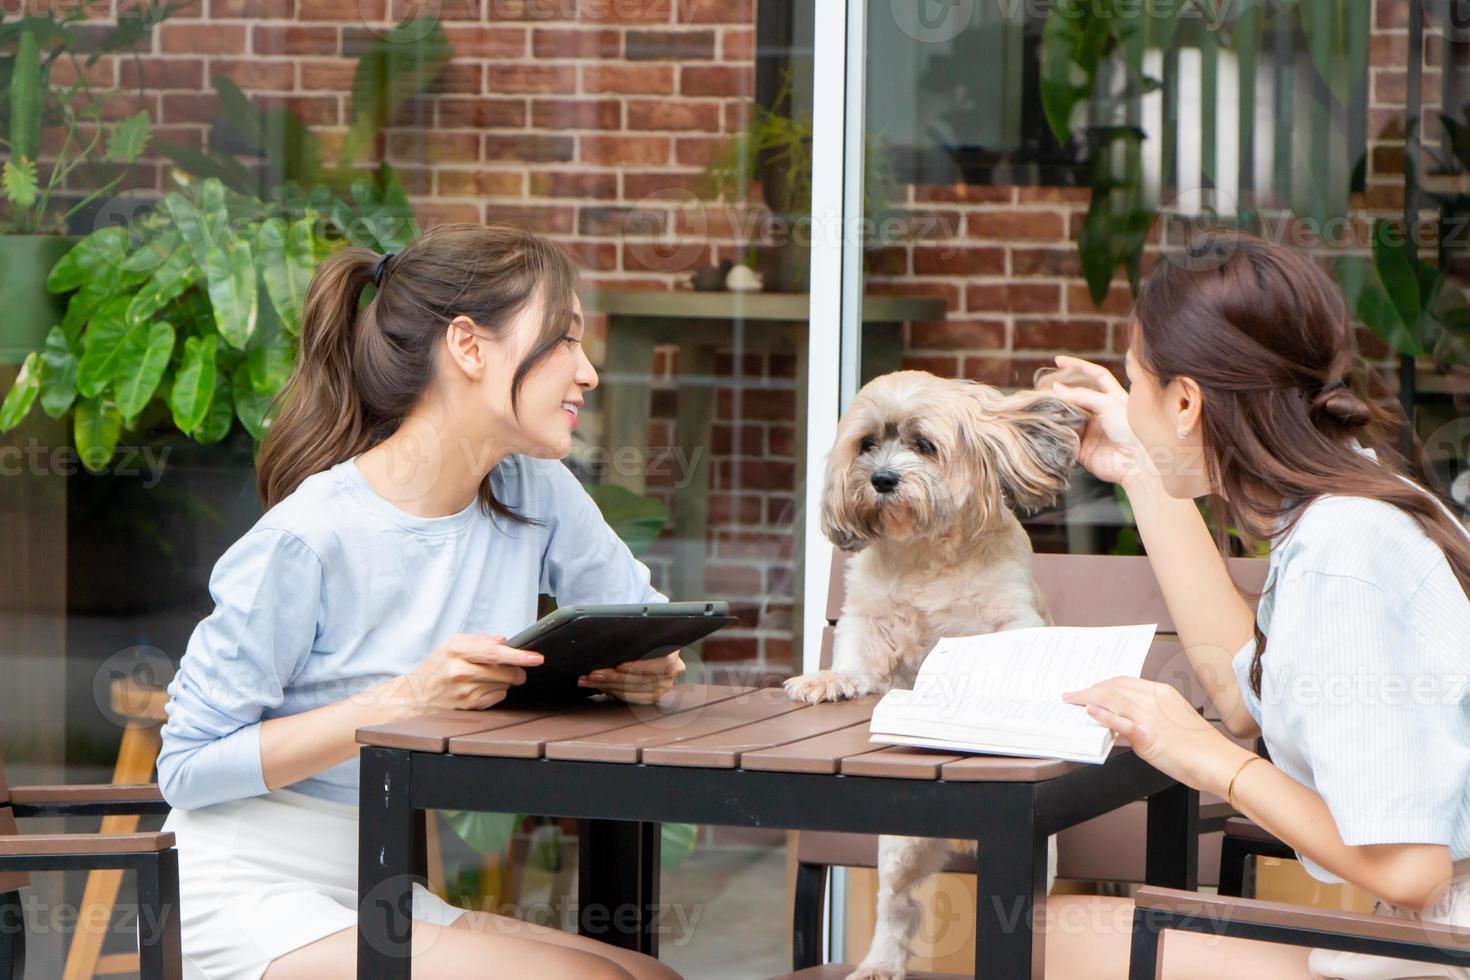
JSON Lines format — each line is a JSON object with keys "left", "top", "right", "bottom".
{"left": 820, "top": 371, "right": 1082, "bottom": 552}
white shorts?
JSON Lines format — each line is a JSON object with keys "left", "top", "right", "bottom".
{"left": 162, "top": 787, "right": 466, "bottom": 980}
{"left": 1309, "top": 858, "right": 1470, "bottom": 980}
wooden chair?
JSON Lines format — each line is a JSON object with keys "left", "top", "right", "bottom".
{"left": 1130, "top": 886, "right": 1470, "bottom": 978}
{"left": 0, "top": 747, "right": 180, "bottom": 979}
{"left": 782, "top": 550, "right": 1269, "bottom": 976}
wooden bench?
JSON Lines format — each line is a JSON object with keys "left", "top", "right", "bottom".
{"left": 0, "top": 745, "right": 180, "bottom": 979}
{"left": 785, "top": 549, "right": 1269, "bottom": 973}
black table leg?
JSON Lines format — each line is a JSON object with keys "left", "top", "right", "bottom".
{"left": 137, "top": 849, "right": 183, "bottom": 980}
{"left": 975, "top": 798, "right": 1048, "bottom": 980}
{"left": 359, "top": 747, "right": 418, "bottom": 980}
{"left": 0, "top": 889, "right": 24, "bottom": 980}
{"left": 1146, "top": 781, "right": 1199, "bottom": 890}
{"left": 577, "top": 819, "right": 661, "bottom": 957}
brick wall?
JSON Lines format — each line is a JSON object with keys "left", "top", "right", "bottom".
{"left": 13, "top": 0, "right": 1421, "bottom": 672}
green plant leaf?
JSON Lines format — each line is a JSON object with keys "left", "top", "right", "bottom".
{"left": 161, "top": 190, "right": 217, "bottom": 268}
{"left": 47, "top": 225, "right": 132, "bottom": 293}
{"left": 584, "top": 483, "right": 669, "bottom": 557}
{"left": 8, "top": 26, "right": 42, "bottom": 164}
{"left": 193, "top": 367, "right": 234, "bottom": 443}
{"left": 120, "top": 229, "right": 180, "bottom": 274}
{"left": 205, "top": 240, "right": 259, "bottom": 349}
{"left": 113, "top": 319, "right": 175, "bottom": 422}
{"left": 338, "top": 17, "right": 451, "bottom": 168}
{"left": 76, "top": 296, "right": 133, "bottom": 397}
{"left": 231, "top": 361, "right": 273, "bottom": 439}
{"left": 153, "top": 135, "right": 260, "bottom": 197}
{"left": 62, "top": 280, "right": 112, "bottom": 346}
{"left": 169, "top": 333, "right": 217, "bottom": 433}
{"left": 246, "top": 318, "right": 294, "bottom": 395}
{"left": 127, "top": 242, "right": 198, "bottom": 326}
{"left": 1039, "top": 0, "right": 1108, "bottom": 147}
{"left": 74, "top": 396, "right": 122, "bottom": 472}
{"left": 2, "top": 157, "right": 38, "bottom": 210}
{"left": 259, "top": 217, "right": 316, "bottom": 335}
{"left": 1299, "top": 0, "right": 1369, "bottom": 106}
{"left": 40, "top": 325, "right": 78, "bottom": 419}
{"left": 105, "top": 109, "right": 152, "bottom": 163}
{"left": 0, "top": 351, "right": 42, "bottom": 432}
{"left": 1370, "top": 220, "right": 1425, "bottom": 355}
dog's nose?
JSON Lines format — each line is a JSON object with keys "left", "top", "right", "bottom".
{"left": 870, "top": 469, "right": 900, "bottom": 494}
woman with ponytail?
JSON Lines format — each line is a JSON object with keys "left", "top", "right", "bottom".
{"left": 156, "top": 223, "right": 683, "bottom": 980}
{"left": 1019, "top": 234, "right": 1470, "bottom": 978}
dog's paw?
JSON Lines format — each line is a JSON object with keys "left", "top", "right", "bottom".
{"left": 845, "top": 961, "right": 906, "bottom": 980}
{"left": 783, "top": 670, "right": 873, "bottom": 703}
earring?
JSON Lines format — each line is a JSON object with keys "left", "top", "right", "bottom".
{"left": 1176, "top": 426, "right": 1190, "bottom": 439}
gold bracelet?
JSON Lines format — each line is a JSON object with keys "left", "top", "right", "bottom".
{"left": 1226, "top": 755, "right": 1265, "bottom": 808}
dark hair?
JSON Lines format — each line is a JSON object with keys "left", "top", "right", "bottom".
{"left": 256, "top": 222, "right": 580, "bottom": 522}
{"left": 1130, "top": 234, "right": 1470, "bottom": 697}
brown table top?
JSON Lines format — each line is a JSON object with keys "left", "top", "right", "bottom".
{"left": 356, "top": 683, "right": 1100, "bottom": 783}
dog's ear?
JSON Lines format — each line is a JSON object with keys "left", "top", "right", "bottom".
{"left": 819, "top": 441, "right": 872, "bottom": 552}
{"left": 969, "top": 390, "right": 1083, "bottom": 512}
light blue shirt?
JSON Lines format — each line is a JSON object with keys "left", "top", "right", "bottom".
{"left": 1233, "top": 482, "right": 1470, "bottom": 883}
{"left": 156, "top": 454, "right": 667, "bottom": 811}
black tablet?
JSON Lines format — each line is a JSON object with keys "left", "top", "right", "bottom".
{"left": 501, "top": 601, "right": 737, "bottom": 703}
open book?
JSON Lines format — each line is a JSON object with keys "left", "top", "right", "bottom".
{"left": 868, "top": 623, "right": 1158, "bottom": 764}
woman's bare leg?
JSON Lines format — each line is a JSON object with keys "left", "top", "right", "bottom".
{"left": 259, "top": 912, "right": 680, "bottom": 980}
{"left": 449, "top": 909, "right": 680, "bottom": 980}
{"left": 1042, "top": 895, "right": 1313, "bottom": 980}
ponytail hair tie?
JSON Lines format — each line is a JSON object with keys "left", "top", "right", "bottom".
{"left": 371, "top": 251, "right": 396, "bottom": 288}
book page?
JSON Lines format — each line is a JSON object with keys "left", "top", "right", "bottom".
{"left": 909, "top": 623, "right": 1158, "bottom": 708}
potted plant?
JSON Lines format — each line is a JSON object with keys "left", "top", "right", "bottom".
{"left": 0, "top": 4, "right": 177, "bottom": 363}
{"left": 701, "top": 70, "right": 903, "bottom": 292}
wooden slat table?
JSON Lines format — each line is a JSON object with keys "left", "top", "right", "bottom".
{"left": 355, "top": 684, "right": 1197, "bottom": 980}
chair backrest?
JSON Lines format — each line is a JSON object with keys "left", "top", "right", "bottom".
{"left": 820, "top": 549, "right": 1269, "bottom": 713}
{"left": 0, "top": 754, "right": 30, "bottom": 895}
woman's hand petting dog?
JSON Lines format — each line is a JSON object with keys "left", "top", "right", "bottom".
{"left": 579, "top": 651, "right": 686, "bottom": 704}
{"left": 1044, "top": 355, "right": 1153, "bottom": 486}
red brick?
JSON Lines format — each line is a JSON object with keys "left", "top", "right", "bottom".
{"left": 1371, "top": 32, "right": 1407, "bottom": 67}
{"left": 1014, "top": 318, "right": 1108, "bottom": 351}
{"left": 395, "top": 0, "right": 480, "bottom": 17}
{"left": 701, "top": 635, "right": 758, "bottom": 662}
{"left": 900, "top": 355, "right": 961, "bottom": 377}
{"left": 531, "top": 97, "right": 620, "bottom": 130}
{"left": 440, "top": 97, "right": 527, "bottom": 128}
{"left": 529, "top": 170, "right": 618, "bottom": 198}
{"left": 390, "top": 167, "right": 433, "bottom": 195}
{"left": 1015, "top": 186, "right": 1091, "bottom": 205}
{"left": 1376, "top": 0, "right": 1408, "bottom": 28}
{"left": 960, "top": 356, "right": 1062, "bottom": 387}
{"left": 709, "top": 493, "right": 762, "bottom": 524}
{"left": 487, "top": 0, "right": 577, "bottom": 20}
{"left": 212, "top": 59, "right": 296, "bottom": 91}
{"left": 577, "top": 0, "right": 672, "bottom": 24}
{"left": 914, "top": 184, "right": 1012, "bottom": 204}
{"left": 429, "top": 64, "right": 483, "bottom": 95}
{"left": 160, "top": 23, "right": 245, "bottom": 53}
{"left": 680, "top": 64, "right": 750, "bottom": 96}
{"left": 301, "top": 0, "right": 381, "bottom": 17}
{"left": 620, "top": 171, "right": 701, "bottom": 200}
{"left": 912, "top": 245, "right": 1004, "bottom": 276}
{"left": 767, "top": 424, "right": 795, "bottom": 457}
{"left": 717, "top": 388, "right": 794, "bottom": 422}
{"left": 721, "top": 27, "right": 753, "bottom": 60}
{"left": 258, "top": 95, "right": 337, "bottom": 126}
{"left": 212, "top": 0, "right": 292, "bottom": 15}
{"left": 583, "top": 64, "right": 674, "bottom": 94}
{"left": 712, "top": 423, "right": 764, "bottom": 455}
{"left": 624, "top": 239, "right": 710, "bottom": 274}
{"left": 387, "top": 131, "right": 480, "bottom": 162}
{"left": 965, "top": 282, "right": 1061, "bottom": 315}
{"left": 418, "top": 202, "right": 485, "bottom": 226}
{"left": 625, "top": 28, "right": 715, "bottom": 60}
{"left": 674, "top": 136, "right": 724, "bottom": 166}
{"left": 48, "top": 57, "right": 115, "bottom": 88}
{"left": 437, "top": 169, "right": 524, "bottom": 197}
{"left": 865, "top": 247, "right": 907, "bottom": 276}
{"left": 909, "top": 319, "right": 1007, "bottom": 350}
{"left": 627, "top": 99, "right": 721, "bottom": 131}
{"left": 444, "top": 25, "right": 527, "bottom": 58}
{"left": 484, "top": 134, "right": 575, "bottom": 161}
{"left": 965, "top": 210, "right": 1067, "bottom": 242}
{"left": 677, "top": 0, "right": 752, "bottom": 23}
{"left": 1066, "top": 283, "right": 1132, "bottom": 316}
{"left": 580, "top": 205, "right": 667, "bottom": 236}
{"left": 581, "top": 135, "right": 670, "bottom": 165}
{"left": 483, "top": 204, "right": 576, "bottom": 234}
{"left": 1012, "top": 247, "right": 1081, "bottom": 277}
{"left": 161, "top": 93, "right": 219, "bottom": 124}
{"left": 253, "top": 26, "right": 338, "bottom": 56}
{"left": 561, "top": 239, "right": 619, "bottom": 271}
{"left": 119, "top": 58, "right": 202, "bottom": 90}
{"left": 533, "top": 27, "right": 621, "bottom": 58}
{"left": 488, "top": 64, "right": 576, "bottom": 94}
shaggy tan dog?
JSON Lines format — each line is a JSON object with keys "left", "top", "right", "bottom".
{"left": 784, "top": 370, "right": 1081, "bottom": 980}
